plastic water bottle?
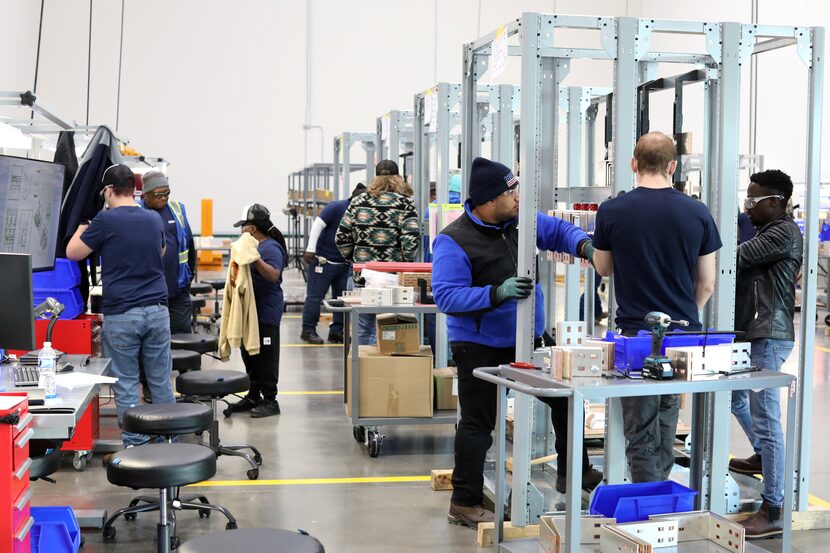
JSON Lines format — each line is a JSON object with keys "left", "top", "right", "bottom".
{"left": 38, "top": 342, "right": 58, "bottom": 403}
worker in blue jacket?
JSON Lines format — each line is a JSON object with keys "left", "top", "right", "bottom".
{"left": 432, "top": 157, "right": 603, "bottom": 529}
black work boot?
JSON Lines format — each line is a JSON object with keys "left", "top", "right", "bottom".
{"left": 729, "top": 453, "right": 763, "bottom": 475}
{"left": 328, "top": 332, "right": 344, "bottom": 344}
{"left": 225, "top": 395, "right": 261, "bottom": 415}
{"left": 448, "top": 502, "right": 495, "bottom": 529}
{"left": 300, "top": 330, "right": 324, "bottom": 345}
{"left": 556, "top": 466, "right": 604, "bottom": 494}
{"left": 251, "top": 398, "right": 281, "bottom": 418}
{"left": 741, "top": 500, "right": 783, "bottom": 538}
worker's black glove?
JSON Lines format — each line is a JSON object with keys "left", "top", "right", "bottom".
{"left": 494, "top": 276, "right": 534, "bottom": 304}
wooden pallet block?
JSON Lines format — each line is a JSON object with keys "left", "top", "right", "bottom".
{"left": 477, "top": 522, "right": 540, "bottom": 547}
{"left": 431, "top": 469, "right": 453, "bottom": 491}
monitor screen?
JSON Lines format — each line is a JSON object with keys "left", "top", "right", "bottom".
{"left": 0, "top": 155, "right": 65, "bottom": 271}
{"left": 0, "top": 253, "right": 35, "bottom": 351}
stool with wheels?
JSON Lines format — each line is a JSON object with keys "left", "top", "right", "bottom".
{"left": 176, "top": 370, "right": 263, "bottom": 480}
{"left": 171, "top": 333, "right": 219, "bottom": 358}
{"left": 172, "top": 350, "right": 201, "bottom": 374}
{"left": 203, "top": 279, "right": 226, "bottom": 321}
{"left": 103, "top": 443, "right": 233, "bottom": 552}
{"left": 180, "top": 528, "right": 325, "bottom": 553}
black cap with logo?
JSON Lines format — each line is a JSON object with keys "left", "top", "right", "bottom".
{"left": 233, "top": 203, "right": 271, "bottom": 227}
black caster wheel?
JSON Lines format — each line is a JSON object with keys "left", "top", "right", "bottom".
{"left": 223, "top": 408, "right": 232, "bottom": 417}
{"left": 226, "top": 522, "right": 238, "bottom": 530}
{"left": 352, "top": 425, "right": 365, "bottom": 443}
{"left": 80, "top": 535, "right": 86, "bottom": 548}
{"left": 367, "top": 431, "right": 382, "bottom": 458}
{"left": 247, "top": 468, "right": 259, "bottom": 480}
{"left": 199, "top": 509, "right": 211, "bottom": 519}
{"left": 103, "top": 526, "right": 116, "bottom": 540}
{"left": 124, "top": 512, "right": 137, "bottom": 522}
{"left": 171, "top": 536, "right": 182, "bottom": 550}
{"left": 825, "top": 314, "right": 830, "bottom": 326}
{"left": 253, "top": 453, "right": 262, "bottom": 465}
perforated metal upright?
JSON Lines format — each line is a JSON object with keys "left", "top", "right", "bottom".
{"left": 376, "top": 110, "right": 414, "bottom": 177}
{"left": 332, "top": 132, "right": 375, "bottom": 201}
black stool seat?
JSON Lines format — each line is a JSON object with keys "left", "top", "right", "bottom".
{"left": 124, "top": 403, "right": 212, "bottom": 436}
{"left": 180, "top": 529, "right": 325, "bottom": 553}
{"left": 107, "top": 443, "right": 216, "bottom": 489}
{"left": 29, "top": 440, "right": 63, "bottom": 480}
{"left": 172, "top": 349, "right": 201, "bottom": 372}
{"left": 171, "top": 333, "right": 218, "bottom": 354}
{"left": 204, "top": 279, "right": 226, "bottom": 291}
{"left": 176, "top": 370, "right": 249, "bottom": 397}
{"left": 190, "top": 282, "right": 212, "bottom": 295}
{"left": 190, "top": 297, "right": 207, "bottom": 310}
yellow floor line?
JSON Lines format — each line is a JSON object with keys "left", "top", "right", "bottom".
{"left": 280, "top": 390, "right": 342, "bottom": 395}
{"left": 186, "top": 475, "right": 430, "bottom": 488}
{"left": 816, "top": 346, "right": 830, "bottom": 354}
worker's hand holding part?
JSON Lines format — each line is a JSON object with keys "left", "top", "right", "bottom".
{"left": 495, "top": 276, "right": 534, "bottom": 304}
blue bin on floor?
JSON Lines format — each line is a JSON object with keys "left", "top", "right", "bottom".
{"left": 589, "top": 481, "right": 698, "bottom": 523}
{"left": 30, "top": 506, "right": 82, "bottom": 553}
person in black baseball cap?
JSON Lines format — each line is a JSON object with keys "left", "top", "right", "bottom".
{"left": 225, "top": 203, "right": 288, "bottom": 418}
{"left": 375, "top": 159, "right": 399, "bottom": 176}
{"left": 431, "top": 157, "right": 600, "bottom": 528}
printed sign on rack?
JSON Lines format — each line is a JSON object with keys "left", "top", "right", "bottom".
{"left": 381, "top": 114, "right": 390, "bottom": 141}
{"left": 424, "top": 88, "right": 435, "bottom": 127}
{"left": 489, "top": 26, "right": 508, "bottom": 85}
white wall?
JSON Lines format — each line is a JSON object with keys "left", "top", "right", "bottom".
{"left": 0, "top": 0, "right": 825, "bottom": 232}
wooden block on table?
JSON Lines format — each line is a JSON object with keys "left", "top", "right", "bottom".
{"left": 430, "top": 469, "right": 453, "bottom": 491}
{"left": 477, "top": 522, "right": 540, "bottom": 547}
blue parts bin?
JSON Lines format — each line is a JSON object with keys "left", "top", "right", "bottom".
{"left": 32, "top": 258, "right": 83, "bottom": 320}
{"left": 589, "top": 481, "right": 698, "bottom": 523}
{"left": 603, "top": 331, "right": 735, "bottom": 374}
{"left": 30, "top": 506, "right": 82, "bottom": 553}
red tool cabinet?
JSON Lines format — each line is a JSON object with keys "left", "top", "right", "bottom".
{"left": 0, "top": 393, "right": 33, "bottom": 553}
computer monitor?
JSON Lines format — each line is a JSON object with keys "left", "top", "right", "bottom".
{"left": 0, "top": 253, "right": 35, "bottom": 351}
{"left": 0, "top": 154, "right": 65, "bottom": 271}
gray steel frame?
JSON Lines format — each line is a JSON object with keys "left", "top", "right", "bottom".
{"left": 286, "top": 163, "right": 335, "bottom": 239}
{"left": 332, "top": 132, "right": 375, "bottom": 201}
{"left": 375, "top": 110, "right": 414, "bottom": 172}
{"left": 462, "top": 11, "right": 823, "bottom": 524}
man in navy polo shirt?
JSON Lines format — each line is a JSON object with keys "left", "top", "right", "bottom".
{"left": 300, "top": 183, "right": 366, "bottom": 344}
{"left": 592, "top": 132, "right": 721, "bottom": 482}
{"left": 67, "top": 164, "right": 175, "bottom": 446}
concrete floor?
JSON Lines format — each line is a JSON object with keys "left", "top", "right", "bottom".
{"left": 32, "top": 273, "right": 830, "bottom": 552}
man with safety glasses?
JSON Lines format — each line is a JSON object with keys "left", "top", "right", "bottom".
{"left": 729, "top": 170, "right": 802, "bottom": 538}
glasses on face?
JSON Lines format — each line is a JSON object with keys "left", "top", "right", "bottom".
{"left": 743, "top": 194, "right": 784, "bottom": 210}
{"left": 149, "top": 190, "right": 171, "bottom": 199}
{"left": 502, "top": 185, "right": 519, "bottom": 197}
{"left": 99, "top": 184, "right": 113, "bottom": 199}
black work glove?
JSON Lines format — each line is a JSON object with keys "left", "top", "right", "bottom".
{"left": 494, "top": 276, "right": 534, "bottom": 304}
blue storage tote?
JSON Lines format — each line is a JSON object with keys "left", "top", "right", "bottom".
{"left": 32, "top": 258, "right": 81, "bottom": 289}
{"left": 33, "top": 287, "right": 84, "bottom": 320}
{"left": 603, "top": 331, "right": 735, "bottom": 372}
{"left": 589, "top": 481, "right": 698, "bottom": 523}
{"left": 30, "top": 506, "right": 82, "bottom": 553}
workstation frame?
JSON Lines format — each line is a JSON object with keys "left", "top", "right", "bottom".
{"left": 332, "top": 131, "right": 375, "bottom": 201}
{"left": 461, "top": 10, "right": 823, "bottom": 540}
{"left": 376, "top": 110, "right": 414, "bottom": 179}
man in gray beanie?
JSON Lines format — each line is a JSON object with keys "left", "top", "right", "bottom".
{"left": 141, "top": 171, "right": 196, "bottom": 333}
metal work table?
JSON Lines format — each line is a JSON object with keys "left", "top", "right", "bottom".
{"left": 474, "top": 365, "right": 797, "bottom": 553}
{"left": 324, "top": 301, "right": 456, "bottom": 457}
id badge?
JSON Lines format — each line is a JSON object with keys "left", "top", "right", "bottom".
{"left": 315, "top": 265, "right": 324, "bottom": 274}
{"left": 263, "top": 337, "right": 272, "bottom": 346}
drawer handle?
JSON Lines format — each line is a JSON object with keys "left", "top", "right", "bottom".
{"left": 15, "top": 428, "right": 34, "bottom": 449}
{"left": 14, "top": 458, "right": 32, "bottom": 480}
{"left": 14, "top": 516, "right": 34, "bottom": 542}
{"left": 14, "top": 413, "right": 33, "bottom": 433}
{"left": 15, "top": 489, "right": 33, "bottom": 512}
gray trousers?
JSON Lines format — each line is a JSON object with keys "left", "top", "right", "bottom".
{"left": 620, "top": 394, "right": 680, "bottom": 482}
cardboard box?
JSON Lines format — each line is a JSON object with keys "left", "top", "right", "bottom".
{"left": 376, "top": 313, "right": 421, "bottom": 355}
{"left": 434, "top": 367, "right": 457, "bottom": 410}
{"left": 346, "top": 346, "right": 433, "bottom": 418}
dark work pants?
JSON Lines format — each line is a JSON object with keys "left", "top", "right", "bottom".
{"left": 240, "top": 324, "right": 280, "bottom": 401}
{"left": 620, "top": 329, "right": 679, "bottom": 482}
{"left": 301, "top": 260, "right": 350, "bottom": 335}
{"left": 450, "top": 343, "right": 591, "bottom": 507}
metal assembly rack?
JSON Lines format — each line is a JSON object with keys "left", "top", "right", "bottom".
{"left": 376, "top": 110, "right": 414, "bottom": 178}
{"left": 333, "top": 131, "right": 375, "bottom": 200}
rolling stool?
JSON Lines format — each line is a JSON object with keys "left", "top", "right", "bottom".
{"left": 172, "top": 350, "right": 201, "bottom": 374}
{"left": 171, "top": 333, "right": 219, "bottom": 360}
{"left": 189, "top": 297, "right": 207, "bottom": 331}
{"left": 104, "top": 404, "right": 236, "bottom": 540}
{"left": 176, "top": 370, "right": 263, "bottom": 480}
{"left": 190, "top": 282, "right": 212, "bottom": 296}
{"left": 103, "top": 443, "right": 231, "bottom": 552}
{"left": 181, "top": 528, "right": 325, "bottom": 553}
{"left": 203, "top": 279, "right": 226, "bottom": 321}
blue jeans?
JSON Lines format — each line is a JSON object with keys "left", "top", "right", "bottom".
{"left": 103, "top": 304, "right": 176, "bottom": 446}
{"left": 731, "top": 338, "right": 793, "bottom": 506}
{"left": 358, "top": 314, "right": 376, "bottom": 345}
{"left": 301, "top": 260, "right": 350, "bottom": 336}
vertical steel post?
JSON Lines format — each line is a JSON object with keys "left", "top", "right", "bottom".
{"left": 564, "top": 87, "right": 584, "bottom": 321}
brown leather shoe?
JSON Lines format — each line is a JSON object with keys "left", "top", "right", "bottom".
{"left": 448, "top": 502, "right": 495, "bottom": 528}
{"left": 555, "top": 466, "right": 604, "bottom": 494}
{"left": 741, "top": 501, "right": 783, "bottom": 539}
{"left": 729, "top": 453, "right": 763, "bottom": 475}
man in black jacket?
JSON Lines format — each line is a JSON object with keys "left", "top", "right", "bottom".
{"left": 729, "top": 169, "right": 802, "bottom": 538}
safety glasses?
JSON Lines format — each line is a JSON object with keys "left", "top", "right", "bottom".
{"left": 148, "top": 190, "right": 171, "bottom": 199}
{"left": 743, "top": 194, "right": 784, "bottom": 210}
{"left": 502, "top": 184, "right": 519, "bottom": 197}
{"left": 98, "top": 184, "right": 113, "bottom": 199}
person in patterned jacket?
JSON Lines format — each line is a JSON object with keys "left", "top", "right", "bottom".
{"left": 336, "top": 159, "right": 420, "bottom": 344}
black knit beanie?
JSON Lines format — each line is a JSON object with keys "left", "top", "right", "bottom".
{"left": 468, "top": 157, "right": 517, "bottom": 206}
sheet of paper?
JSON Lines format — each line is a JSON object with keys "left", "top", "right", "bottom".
{"left": 55, "top": 372, "right": 118, "bottom": 389}
{"left": 489, "top": 26, "right": 508, "bottom": 85}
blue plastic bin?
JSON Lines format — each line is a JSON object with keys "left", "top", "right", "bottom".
{"left": 589, "top": 481, "right": 698, "bottom": 523}
{"left": 32, "top": 258, "right": 81, "bottom": 289}
{"left": 33, "top": 287, "right": 84, "bottom": 320}
{"left": 30, "top": 506, "right": 82, "bottom": 553}
{"left": 604, "top": 331, "right": 735, "bottom": 372}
